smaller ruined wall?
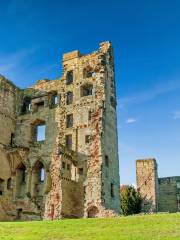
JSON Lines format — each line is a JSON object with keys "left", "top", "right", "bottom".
{"left": 158, "top": 177, "right": 180, "bottom": 213}
{"left": 136, "top": 159, "right": 158, "bottom": 213}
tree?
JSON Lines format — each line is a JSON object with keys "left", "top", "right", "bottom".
{"left": 120, "top": 185, "right": 141, "bottom": 216}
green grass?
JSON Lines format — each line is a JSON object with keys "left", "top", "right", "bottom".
{"left": 0, "top": 213, "right": 180, "bottom": 240}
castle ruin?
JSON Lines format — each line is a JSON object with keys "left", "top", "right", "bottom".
{"left": 0, "top": 42, "right": 120, "bottom": 220}
{"left": 136, "top": 159, "right": 180, "bottom": 213}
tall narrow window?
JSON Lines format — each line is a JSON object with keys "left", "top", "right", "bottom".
{"left": 66, "top": 70, "right": 73, "bottom": 85}
{"left": 111, "top": 183, "right": 114, "bottom": 198}
{"left": 66, "top": 114, "right": 73, "bottom": 128}
{"left": 88, "top": 110, "right": 92, "bottom": 121}
{"left": 10, "top": 133, "right": 14, "bottom": 146}
{"left": 66, "top": 134, "right": 72, "bottom": 150}
{"left": 39, "top": 167, "right": 45, "bottom": 182}
{"left": 66, "top": 91, "right": 73, "bottom": 105}
{"left": 36, "top": 124, "right": 46, "bottom": 141}
{"left": 105, "top": 155, "right": 109, "bottom": 167}
{"left": 7, "top": 178, "right": 12, "bottom": 190}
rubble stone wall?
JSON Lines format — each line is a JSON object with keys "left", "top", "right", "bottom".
{"left": 136, "top": 159, "right": 180, "bottom": 213}
{"left": 0, "top": 42, "right": 120, "bottom": 220}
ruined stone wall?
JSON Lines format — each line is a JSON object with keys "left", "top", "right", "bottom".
{"left": 0, "top": 42, "right": 120, "bottom": 220}
{"left": 136, "top": 159, "right": 180, "bottom": 213}
{"left": 158, "top": 176, "right": 180, "bottom": 212}
{"left": 101, "top": 44, "right": 120, "bottom": 213}
{"left": 136, "top": 159, "right": 158, "bottom": 213}
{"left": 0, "top": 76, "right": 17, "bottom": 220}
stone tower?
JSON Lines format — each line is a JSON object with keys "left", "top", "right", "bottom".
{"left": 0, "top": 42, "right": 120, "bottom": 220}
{"left": 136, "top": 159, "right": 158, "bottom": 213}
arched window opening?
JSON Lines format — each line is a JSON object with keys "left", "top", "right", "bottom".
{"left": 0, "top": 178, "right": 5, "bottom": 196}
{"left": 66, "top": 70, "right": 73, "bottom": 85}
{"left": 81, "top": 84, "right": 93, "bottom": 97}
{"left": 33, "top": 161, "right": 45, "bottom": 197}
{"left": 87, "top": 206, "right": 99, "bottom": 218}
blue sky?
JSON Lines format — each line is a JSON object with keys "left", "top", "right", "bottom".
{"left": 0, "top": 0, "right": 180, "bottom": 184}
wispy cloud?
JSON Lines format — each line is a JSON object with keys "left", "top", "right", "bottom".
{"left": 0, "top": 49, "right": 35, "bottom": 73}
{"left": 118, "top": 78, "right": 180, "bottom": 107}
{"left": 173, "top": 111, "right": 180, "bottom": 119}
{"left": 126, "top": 118, "right": 137, "bottom": 124}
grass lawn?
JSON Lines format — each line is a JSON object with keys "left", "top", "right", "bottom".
{"left": 0, "top": 213, "right": 180, "bottom": 240}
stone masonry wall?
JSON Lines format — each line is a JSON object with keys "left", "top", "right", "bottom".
{"left": 136, "top": 159, "right": 158, "bottom": 213}
{"left": 0, "top": 42, "right": 120, "bottom": 220}
{"left": 158, "top": 176, "right": 180, "bottom": 212}
{"left": 136, "top": 159, "right": 180, "bottom": 213}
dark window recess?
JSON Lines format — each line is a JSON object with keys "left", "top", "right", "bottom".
{"left": 83, "top": 68, "right": 95, "bottom": 78}
{"left": 21, "top": 166, "right": 26, "bottom": 184}
{"left": 85, "top": 135, "right": 91, "bottom": 144}
{"left": 81, "top": 84, "right": 93, "bottom": 97}
{"left": 78, "top": 168, "right": 83, "bottom": 175}
{"left": 66, "top": 92, "right": 73, "bottom": 105}
{"left": 105, "top": 155, "right": 109, "bottom": 167}
{"left": 7, "top": 178, "right": 12, "bottom": 190}
{"left": 88, "top": 110, "right": 92, "bottom": 121}
{"left": 67, "top": 164, "right": 70, "bottom": 171}
{"left": 36, "top": 101, "right": 44, "bottom": 108}
{"left": 66, "top": 134, "right": 72, "bottom": 150}
{"left": 62, "top": 162, "right": 66, "bottom": 169}
{"left": 66, "top": 114, "right": 73, "bottom": 128}
{"left": 66, "top": 70, "right": 73, "bottom": 85}
{"left": 21, "top": 97, "right": 31, "bottom": 114}
{"left": 10, "top": 133, "right": 15, "bottom": 146}
{"left": 16, "top": 164, "right": 26, "bottom": 185}
{"left": 111, "top": 183, "right": 114, "bottom": 198}
{"left": 110, "top": 96, "right": 116, "bottom": 108}
{"left": 0, "top": 178, "right": 5, "bottom": 196}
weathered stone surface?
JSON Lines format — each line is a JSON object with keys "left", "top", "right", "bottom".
{"left": 0, "top": 42, "right": 120, "bottom": 220}
{"left": 136, "top": 159, "right": 180, "bottom": 213}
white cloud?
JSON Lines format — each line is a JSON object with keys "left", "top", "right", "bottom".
{"left": 173, "top": 111, "right": 180, "bottom": 119}
{"left": 125, "top": 118, "right": 137, "bottom": 124}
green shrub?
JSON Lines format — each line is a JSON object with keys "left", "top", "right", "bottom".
{"left": 120, "top": 185, "right": 142, "bottom": 215}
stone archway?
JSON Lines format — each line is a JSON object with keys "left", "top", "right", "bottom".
{"left": 87, "top": 206, "right": 99, "bottom": 218}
